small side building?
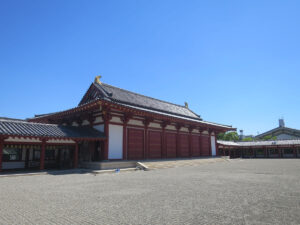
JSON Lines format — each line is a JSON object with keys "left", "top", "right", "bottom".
{"left": 218, "top": 140, "right": 300, "bottom": 158}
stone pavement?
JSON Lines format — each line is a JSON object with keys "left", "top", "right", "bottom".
{"left": 0, "top": 159, "right": 299, "bottom": 225}
{"left": 141, "top": 157, "right": 229, "bottom": 169}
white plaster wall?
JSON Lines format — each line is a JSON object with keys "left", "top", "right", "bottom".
{"left": 94, "top": 116, "right": 103, "bottom": 124}
{"left": 72, "top": 122, "right": 79, "bottom": 127}
{"left": 108, "top": 124, "right": 123, "bottom": 159}
{"left": 180, "top": 127, "right": 189, "bottom": 132}
{"left": 148, "top": 122, "right": 161, "bottom": 129}
{"left": 94, "top": 124, "right": 105, "bottom": 132}
{"left": 2, "top": 162, "right": 25, "bottom": 169}
{"left": 202, "top": 130, "right": 209, "bottom": 135}
{"left": 111, "top": 116, "right": 123, "bottom": 124}
{"left": 82, "top": 120, "right": 90, "bottom": 126}
{"left": 211, "top": 136, "right": 216, "bottom": 156}
{"left": 192, "top": 129, "right": 200, "bottom": 134}
{"left": 128, "top": 119, "right": 143, "bottom": 126}
{"left": 166, "top": 125, "right": 176, "bottom": 131}
{"left": 47, "top": 139, "right": 76, "bottom": 144}
{"left": 5, "top": 137, "right": 41, "bottom": 143}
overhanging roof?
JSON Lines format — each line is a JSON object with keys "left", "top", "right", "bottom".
{"left": 218, "top": 139, "right": 300, "bottom": 147}
{"left": 0, "top": 118, "right": 105, "bottom": 140}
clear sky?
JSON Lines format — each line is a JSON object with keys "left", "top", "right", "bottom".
{"left": 0, "top": 0, "right": 299, "bottom": 135}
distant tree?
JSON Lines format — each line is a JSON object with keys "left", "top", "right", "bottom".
{"left": 217, "top": 132, "right": 225, "bottom": 140}
{"left": 224, "top": 132, "right": 239, "bottom": 141}
{"left": 242, "top": 137, "right": 254, "bottom": 142}
{"left": 217, "top": 132, "right": 239, "bottom": 141}
{"left": 260, "top": 135, "right": 277, "bottom": 141}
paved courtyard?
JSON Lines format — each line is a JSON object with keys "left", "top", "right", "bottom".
{"left": 0, "top": 159, "right": 299, "bottom": 225}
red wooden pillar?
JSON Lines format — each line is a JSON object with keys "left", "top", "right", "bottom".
{"left": 215, "top": 134, "right": 219, "bottom": 156}
{"left": 162, "top": 128, "right": 166, "bottom": 158}
{"left": 123, "top": 124, "right": 127, "bottom": 160}
{"left": 161, "top": 122, "right": 168, "bottom": 158}
{"left": 208, "top": 130, "right": 212, "bottom": 156}
{"left": 144, "top": 127, "right": 148, "bottom": 159}
{"left": 40, "top": 139, "right": 46, "bottom": 170}
{"left": 122, "top": 114, "right": 130, "bottom": 160}
{"left": 102, "top": 109, "right": 111, "bottom": 161}
{"left": 199, "top": 129, "right": 203, "bottom": 156}
{"left": 188, "top": 127, "right": 193, "bottom": 157}
{"left": 103, "top": 122, "right": 109, "bottom": 160}
{"left": 143, "top": 118, "right": 152, "bottom": 159}
{"left": 88, "top": 115, "right": 96, "bottom": 127}
{"left": 0, "top": 138, "right": 3, "bottom": 172}
{"left": 278, "top": 146, "right": 281, "bottom": 158}
{"left": 73, "top": 141, "right": 79, "bottom": 168}
{"left": 176, "top": 124, "right": 181, "bottom": 158}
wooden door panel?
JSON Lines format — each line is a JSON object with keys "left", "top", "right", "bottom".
{"left": 127, "top": 128, "right": 144, "bottom": 160}
{"left": 166, "top": 133, "right": 176, "bottom": 158}
{"left": 148, "top": 131, "right": 162, "bottom": 159}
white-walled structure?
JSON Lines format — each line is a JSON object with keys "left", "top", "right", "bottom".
{"left": 108, "top": 124, "right": 123, "bottom": 159}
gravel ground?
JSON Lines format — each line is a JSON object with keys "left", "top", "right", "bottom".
{"left": 0, "top": 159, "right": 299, "bottom": 225}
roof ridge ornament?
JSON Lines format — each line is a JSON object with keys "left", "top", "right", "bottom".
{"left": 184, "top": 102, "right": 189, "bottom": 108}
{"left": 94, "top": 75, "right": 102, "bottom": 84}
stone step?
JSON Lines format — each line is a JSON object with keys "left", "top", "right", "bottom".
{"left": 80, "top": 161, "right": 138, "bottom": 170}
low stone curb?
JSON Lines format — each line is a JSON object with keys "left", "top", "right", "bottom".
{"left": 89, "top": 168, "right": 139, "bottom": 175}
{"left": 136, "top": 162, "right": 149, "bottom": 171}
{"left": 0, "top": 168, "right": 142, "bottom": 178}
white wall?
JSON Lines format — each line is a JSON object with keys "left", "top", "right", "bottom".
{"left": 5, "top": 137, "right": 41, "bottom": 143}
{"left": 94, "top": 124, "right": 105, "bottom": 132}
{"left": 110, "top": 116, "right": 122, "bottom": 123}
{"left": 108, "top": 124, "right": 123, "bottom": 159}
{"left": 211, "top": 136, "right": 216, "bottom": 156}
{"left": 127, "top": 119, "right": 143, "bottom": 126}
{"left": 47, "top": 139, "right": 76, "bottom": 144}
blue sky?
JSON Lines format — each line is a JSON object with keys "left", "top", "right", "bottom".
{"left": 0, "top": 0, "right": 299, "bottom": 135}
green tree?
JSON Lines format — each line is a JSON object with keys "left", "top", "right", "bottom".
{"left": 242, "top": 137, "right": 254, "bottom": 142}
{"left": 217, "top": 132, "right": 239, "bottom": 141}
{"left": 217, "top": 132, "right": 225, "bottom": 140}
{"left": 261, "top": 135, "right": 277, "bottom": 141}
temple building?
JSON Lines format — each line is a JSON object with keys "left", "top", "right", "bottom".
{"left": 0, "top": 76, "right": 234, "bottom": 171}
{"left": 255, "top": 119, "right": 300, "bottom": 140}
{"left": 218, "top": 119, "right": 300, "bottom": 159}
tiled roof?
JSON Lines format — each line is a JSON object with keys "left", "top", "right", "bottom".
{"left": 218, "top": 139, "right": 300, "bottom": 147}
{"left": 116, "top": 102, "right": 233, "bottom": 129}
{"left": 255, "top": 126, "right": 300, "bottom": 138}
{"left": 0, "top": 118, "right": 105, "bottom": 139}
{"left": 80, "top": 82, "right": 201, "bottom": 120}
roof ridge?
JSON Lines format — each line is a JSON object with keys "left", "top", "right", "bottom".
{"left": 256, "top": 126, "right": 300, "bottom": 137}
{"left": 29, "top": 99, "right": 100, "bottom": 121}
{"left": 100, "top": 83, "right": 199, "bottom": 116}
{"left": 237, "top": 138, "right": 300, "bottom": 143}
{"left": 0, "top": 118, "right": 59, "bottom": 127}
